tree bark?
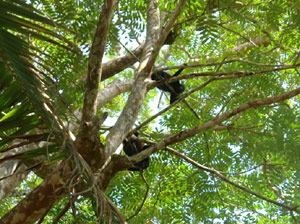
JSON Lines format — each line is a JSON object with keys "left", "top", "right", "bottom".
{"left": 0, "top": 162, "right": 69, "bottom": 224}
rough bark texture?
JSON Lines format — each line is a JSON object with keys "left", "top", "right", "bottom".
{"left": 81, "top": 0, "right": 116, "bottom": 124}
{"left": 97, "top": 80, "right": 134, "bottom": 109}
{"left": 104, "top": 0, "right": 162, "bottom": 159}
{"left": 76, "top": 0, "right": 116, "bottom": 167}
{"left": 0, "top": 142, "right": 57, "bottom": 201}
{"left": 0, "top": 161, "right": 28, "bottom": 201}
{"left": 104, "top": 0, "right": 187, "bottom": 159}
{"left": 97, "top": 155, "right": 133, "bottom": 191}
{"left": 101, "top": 44, "right": 145, "bottom": 81}
{"left": 0, "top": 162, "right": 70, "bottom": 224}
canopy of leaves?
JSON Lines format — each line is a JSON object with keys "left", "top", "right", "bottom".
{"left": 1, "top": 0, "right": 300, "bottom": 223}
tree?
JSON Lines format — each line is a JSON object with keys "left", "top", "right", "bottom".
{"left": 1, "top": 0, "right": 300, "bottom": 223}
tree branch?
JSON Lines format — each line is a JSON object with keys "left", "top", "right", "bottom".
{"left": 130, "top": 78, "right": 214, "bottom": 135}
{"left": 164, "top": 147, "right": 300, "bottom": 213}
{"left": 156, "top": 59, "right": 290, "bottom": 73}
{"left": 75, "top": 0, "right": 116, "bottom": 169}
{"left": 104, "top": 0, "right": 162, "bottom": 159}
{"left": 104, "top": 0, "right": 187, "bottom": 155}
{"left": 126, "top": 171, "right": 150, "bottom": 221}
{"left": 101, "top": 44, "right": 145, "bottom": 81}
{"left": 52, "top": 200, "right": 71, "bottom": 224}
{"left": 0, "top": 161, "right": 71, "bottom": 223}
{"left": 97, "top": 80, "right": 134, "bottom": 109}
{"left": 81, "top": 0, "right": 116, "bottom": 124}
{"left": 168, "top": 64, "right": 300, "bottom": 83}
{"left": 130, "top": 87, "right": 300, "bottom": 162}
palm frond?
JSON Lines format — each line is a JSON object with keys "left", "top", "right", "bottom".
{"left": 0, "top": 0, "right": 74, "bottom": 149}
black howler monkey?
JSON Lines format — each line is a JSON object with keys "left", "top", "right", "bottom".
{"left": 163, "top": 23, "right": 181, "bottom": 45}
{"left": 163, "top": 30, "right": 177, "bottom": 45}
{"left": 123, "top": 133, "right": 150, "bottom": 171}
{"left": 151, "top": 64, "right": 187, "bottom": 104}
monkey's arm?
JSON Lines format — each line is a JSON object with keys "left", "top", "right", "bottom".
{"left": 172, "top": 64, "right": 187, "bottom": 77}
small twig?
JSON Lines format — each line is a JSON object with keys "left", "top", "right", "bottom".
{"left": 219, "top": 164, "right": 262, "bottom": 176}
{"left": 291, "top": 211, "right": 299, "bottom": 224}
{"left": 130, "top": 78, "right": 215, "bottom": 135}
{"left": 150, "top": 166, "right": 165, "bottom": 217}
{"left": 104, "top": 193, "right": 128, "bottom": 223}
{"left": 156, "top": 59, "right": 287, "bottom": 72}
{"left": 70, "top": 196, "right": 81, "bottom": 224}
{"left": 218, "top": 23, "right": 254, "bottom": 45}
{"left": 52, "top": 200, "right": 71, "bottom": 224}
{"left": 110, "top": 32, "right": 141, "bottom": 62}
{"left": 170, "top": 64, "right": 300, "bottom": 82}
{"left": 126, "top": 170, "right": 150, "bottom": 221}
{"left": 157, "top": 91, "right": 164, "bottom": 108}
{"left": 293, "top": 51, "right": 300, "bottom": 65}
{"left": 164, "top": 146, "right": 300, "bottom": 213}
{"left": 182, "top": 99, "right": 200, "bottom": 119}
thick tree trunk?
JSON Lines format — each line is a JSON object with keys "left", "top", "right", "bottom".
{"left": 0, "top": 163, "right": 69, "bottom": 224}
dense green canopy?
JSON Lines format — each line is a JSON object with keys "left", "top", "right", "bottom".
{"left": 1, "top": 0, "right": 300, "bottom": 223}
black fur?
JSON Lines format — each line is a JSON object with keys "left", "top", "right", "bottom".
{"left": 163, "top": 30, "right": 177, "bottom": 45}
{"left": 151, "top": 65, "right": 186, "bottom": 104}
{"left": 123, "top": 133, "right": 150, "bottom": 171}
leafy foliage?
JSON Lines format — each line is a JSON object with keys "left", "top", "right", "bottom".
{"left": 1, "top": 0, "right": 300, "bottom": 223}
